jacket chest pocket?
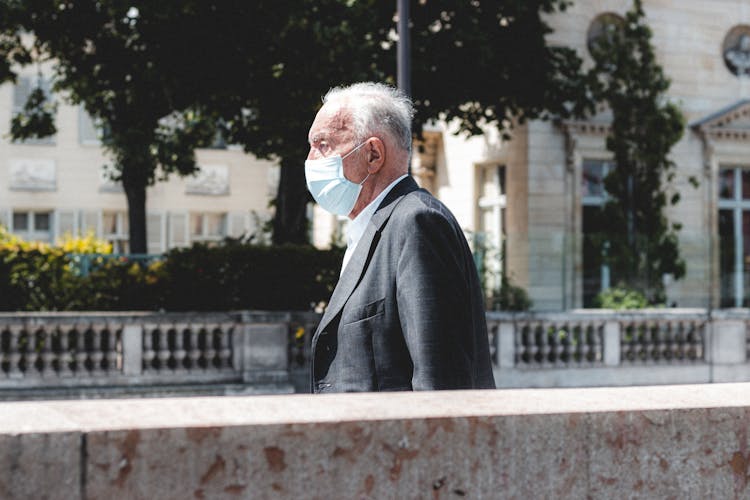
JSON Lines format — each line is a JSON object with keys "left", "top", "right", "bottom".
{"left": 341, "top": 297, "right": 385, "bottom": 326}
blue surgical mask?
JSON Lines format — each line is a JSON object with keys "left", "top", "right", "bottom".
{"left": 305, "top": 142, "right": 370, "bottom": 216}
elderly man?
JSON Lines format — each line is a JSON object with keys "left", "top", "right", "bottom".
{"left": 306, "top": 82, "right": 495, "bottom": 392}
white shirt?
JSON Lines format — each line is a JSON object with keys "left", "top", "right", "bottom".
{"left": 341, "top": 174, "right": 408, "bottom": 275}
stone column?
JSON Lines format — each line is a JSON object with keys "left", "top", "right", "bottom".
{"left": 240, "top": 323, "right": 289, "bottom": 385}
{"left": 121, "top": 325, "right": 143, "bottom": 376}
{"left": 710, "top": 319, "right": 746, "bottom": 364}
{"left": 498, "top": 321, "right": 516, "bottom": 369}
{"left": 602, "top": 320, "right": 620, "bottom": 366}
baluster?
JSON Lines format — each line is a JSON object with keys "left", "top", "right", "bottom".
{"left": 188, "top": 326, "right": 201, "bottom": 371}
{"left": 75, "top": 324, "right": 90, "bottom": 376}
{"left": 157, "top": 326, "right": 171, "bottom": 372}
{"left": 170, "top": 323, "right": 186, "bottom": 372}
{"left": 577, "top": 322, "right": 590, "bottom": 364}
{"left": 40, "top": 327, "right": 54, "bottom": 377}
{"left": 529, "top": 322, "right": 541, "bottom": 365}
{"left": 25, "top": 327, "right": 41, "bottom": 377}
{"left": 9, "top": 326, "right": 24, "bottom": 378}
{"left": 103, "top": 325, "right": 120, "bottom": 373}
{"left": 656, "top": 321, "right": 668, "bottom": 363}
{"left": 619, "top": 321, "right": 630, "bottom": 363}
{"left": 0, "top": 328, "right": 7, "bottom": 379}
{"left": 693, "top": 321, "right": 705, "bottom": 361}
{"left": 691, "top": 321, "right": 700, "bottom": 361}
{"left": 564, "top": 323, "right": 576, "bottom": 365}
{"left": 90, "top": 324, "right": 104, "bottom": 375}
{"left": 486, "top": 321, "right": 497, "bottom": 364}
{"left": 671, "top": 321, "right": 683, "bottom": 362}
{"left": 578, "top": 323, "right": 588, "bottom": 364}
{"left": 218, "top": 323, "right": 233, "bottom": 370}
{"left": 59, "top": 326, "right": 73, "bottom": 376}
{"left": 142, "top": 324, "right": 155, "bottom": 372}
{"left": 514, "top": 322, "right": 525, "bottom": 364}
{"left": 591, "top": 323, "right": 603, "bottom": 363}
{"left": 636, "top": 322, "right": 648, "bottom": 363}
{"left": 204, "top": 324, "right": 218, "bottom": 370}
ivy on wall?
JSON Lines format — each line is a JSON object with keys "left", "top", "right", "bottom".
{"left": 587, "top": 0, "right": 696, "bottom": 304}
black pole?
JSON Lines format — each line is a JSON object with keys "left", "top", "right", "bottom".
{"left": 397, "top": 0, "right": 411, "bottom": 97}
{"left": 397, "top": 0, "right": 411, "bottom": 174}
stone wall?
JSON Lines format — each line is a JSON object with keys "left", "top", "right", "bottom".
{"left": 1, "top": 383, "right": 750, "bottom": 498}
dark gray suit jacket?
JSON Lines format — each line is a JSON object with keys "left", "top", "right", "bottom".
{"left": 311, "top": 176, "right": 496, "bottom": 392}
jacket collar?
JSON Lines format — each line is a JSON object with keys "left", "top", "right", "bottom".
{"left": 316, "top": 176, "right": 419, "bottom": 332}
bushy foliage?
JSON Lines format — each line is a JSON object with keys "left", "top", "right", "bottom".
{"left": 587, "top": 0, "right": 692, "bottom": 303}
{"left": 0, "top": 228, "right": 114, "bottom": 310}
{"left": 594, "top": 287, "right": 651, "bottom": 310}
{"left": 0, "top": 228, "right": 342, "bottom": 312}
{"left": 487, "top": 276, "right": 533, "bottom": 312}
{"left": 159, "top": 242, "right": 343, "bottom": 311}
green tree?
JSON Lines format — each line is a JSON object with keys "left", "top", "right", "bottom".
{"left": 588, "top": 0, "right": 690, "bottom": 303}
{"left": 0, "top": 1, "right": 224, "bottom": 253}
{"left": 1, "top": 1, "right": 590, "bottom": 247}
{"left": 214, "top": 0, "right": 591, "bottom": 243}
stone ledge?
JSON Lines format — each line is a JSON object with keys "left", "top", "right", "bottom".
{"left": 2, "top": 383, "right": 749, "bottom": 433}
{"left": 2, "top": 383, "right": 750, "bottom": 498}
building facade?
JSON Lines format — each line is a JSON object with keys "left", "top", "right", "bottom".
{"left": 315, "top": 0, "right": 750, "bottom": 311}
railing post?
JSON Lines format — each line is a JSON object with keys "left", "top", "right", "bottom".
{"left": 710, "top": 318, "right": 746, "bottom": 364}
{"left": 498, "top": 321, "right": 515, "bottom": 369}
{"left": 122, "top": 325, "right": 143, "bottom": 376}
{"left": 603, "top": 320, "right": 620, "bottom": 366}
{"left": 241, "top": 323, "right": 289, "bottom": 384}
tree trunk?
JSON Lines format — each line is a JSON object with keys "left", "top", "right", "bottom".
{"left": 122, "top": 171, "right": 148, "bottom": 254}
{"left": 272, "top": 159, "right": 311, "bottom": 245}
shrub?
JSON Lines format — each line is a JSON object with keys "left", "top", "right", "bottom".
{"left": 594, "top": 287, "right": 651, "bottom": 309}
{"left": 0, "top": 228, "right": 113, "bottom": 311}
{"left": 160, "top": 242, "right": 343, "bottom": 311}
{"left": 487, "top": 275, "right": 533, "bottom": 312}
{"left": 0, "top": 226, "right": 343, "bottom": 311}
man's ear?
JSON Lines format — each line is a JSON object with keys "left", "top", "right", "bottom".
{"left": 366, "top": 137, "right": 386, "bottom": 173}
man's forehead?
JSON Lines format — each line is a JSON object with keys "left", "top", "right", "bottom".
{"left": 309, "top": 104, "right": 351, "bottom": 141}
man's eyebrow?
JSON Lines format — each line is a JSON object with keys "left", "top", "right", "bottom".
{"left": 309, "top": 133, "right": 326, "bottom": 144}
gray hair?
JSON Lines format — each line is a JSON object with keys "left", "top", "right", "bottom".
{"left": 322, "top": 82, "right": 414, "bottom": 152}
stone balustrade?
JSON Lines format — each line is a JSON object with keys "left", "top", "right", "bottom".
{"left": 1, "top": 383, "right": 750, "bottom": 498}
{"left": 0, "top": 311, "right": 320, "bottom": 398}
{"left": 1, "top": 308, "right": 750, "bottom": 398}
{"left": 488, "top": 308, "right": 750, "bottom": 387}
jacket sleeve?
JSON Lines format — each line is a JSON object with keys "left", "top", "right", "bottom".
{"left": 395, "top": 206, "right": 477, "bottom": 390}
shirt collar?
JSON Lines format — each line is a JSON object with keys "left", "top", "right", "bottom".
{"left": 346, "top": 174, "right": 408, "bottom": 249}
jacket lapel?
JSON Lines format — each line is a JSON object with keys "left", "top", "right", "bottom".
{"left": 315, "top": 176, "right": 419, "bottom": 336}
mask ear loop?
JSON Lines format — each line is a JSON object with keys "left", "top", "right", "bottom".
{"left": 342, "top": 140, "right": 369, "bottom": 159}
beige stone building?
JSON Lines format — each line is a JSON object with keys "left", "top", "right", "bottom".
{"left": 5, "top": 0, "right": 750, "bottom": 311}
{"left": 0, "top": 74, "right": 279, "bottom": 255}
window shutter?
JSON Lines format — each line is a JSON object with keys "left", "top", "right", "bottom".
{"left": 147, "top": 212, "right": 165, "bottom": 254}
{"left": 80, "top": 211, "right": 101, "bottom": 237}
{"left": 228, "top": 212, "right": 248, "bottom": 238}
{"left": 55, "top": 209, "right": 78, "bottom": 239}
{"left": 0, "top": 208, "right": 9, "bottom": 230}
{"left": 13, "top": 76, "right": 55, "bottom": 145}
{"left": 168, "top": 212, "right": 189, "bottom": 248}
{"left": 78, "top": 107, "right": 101, "bottom": 145}
{"left": 12, "top": 76, "right": 31, "bottom": 112}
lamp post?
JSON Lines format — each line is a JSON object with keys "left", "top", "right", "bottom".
{"left": 397, "top": 0, "right": 412, "bottom": 174}
{"left": 397, "top": 0, "right": 411, "bottom": 98}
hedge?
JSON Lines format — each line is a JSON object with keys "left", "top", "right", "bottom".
{"left": 0, "top": 233, "right": 343, "bottom": 311}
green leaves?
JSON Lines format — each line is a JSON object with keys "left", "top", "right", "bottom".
{"left": 9, "top": 85, "right": 57, "bottom": 141}
{"left": 588, "top": 0, "right": 689, "bottom": 304}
